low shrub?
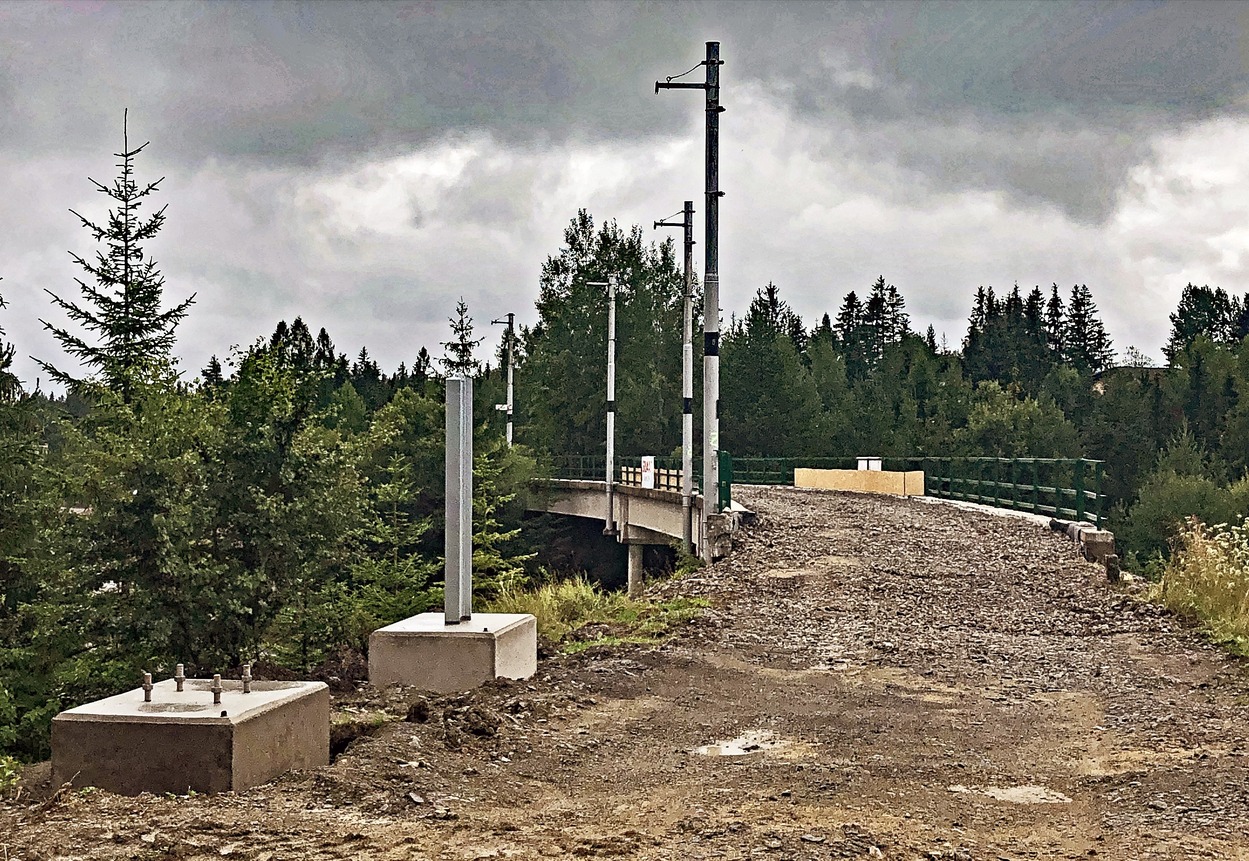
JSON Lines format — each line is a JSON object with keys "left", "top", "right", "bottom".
{"left": 486, "top": 576, "right": 706, "bottom": 650}
{"left": 1155, "top": 518, "right": 1249, "bottom": 655}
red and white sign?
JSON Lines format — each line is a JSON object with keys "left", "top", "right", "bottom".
{"left": 640, "top": 456, "right": 655, "bottom": 489}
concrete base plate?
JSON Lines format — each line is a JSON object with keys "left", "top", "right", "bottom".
{"left": 52, "top": 679, "right": 329, "bottom": 795}
{"left": 368, "top": 612, "right": 538, "bottom": 692}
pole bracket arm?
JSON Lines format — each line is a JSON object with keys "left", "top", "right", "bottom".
{"left": 656, "top": 81, "right": 708, "bottom": 93}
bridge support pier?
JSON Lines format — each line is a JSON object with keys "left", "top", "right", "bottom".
{"left": 627, "top": 544, "right": 644, "bottom": 599}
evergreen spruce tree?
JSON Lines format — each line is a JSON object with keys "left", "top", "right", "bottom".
{"left": 1064, "top": 284, "right": 1114, "bottom": 373}
{"left": 441, "top": 298, "right": 484, "bottom": 377}
{"left": 833, "top": 292, "right": 863, "bottom": 346}
{"left": 833, "top": 291, "right": 868, "bottom": 381}
{"left": 39, "top": 111, "right": 194, "bottom": 401}
{"left": 1044, "top": 284, "right": 1065, "bottom": 358}
{"left": 1023, "top": 287, "right": 1045, "bottom": 339}
{"left": 0, "top": 283, "right": 19, "bottom": 403}
{"left": 1164, "top": 284, "right": 1240, "bottom": 362}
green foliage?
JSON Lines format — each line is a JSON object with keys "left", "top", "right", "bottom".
{"left": 1165, "top": 283, "right": 1249, "bottom": 362}
{"left": 0, "top": 752, "right": 19, "bottom": 795}
{"left": 1154, "top": 518, "right": 1249, "bottom": 655}
{"left": 1121, "top": 433, "right": 1235, "bottom": 564}
{"left": 472, "top": 438, "right": 537, "bottom": 599}
{"left": 38, "top": 113, "right": 194, "bottom": 401}
{"left": 721, "top": 285, "right": 824, "bottom": 456}
{"left": 441, "top": 298, "right": 483, "bottom": 377}
{"left": 520, "top": 210, "right": 689, "bottom": 456}
{"left": 486, "top": 575, "right": 706, "bottom": 651}
{"left": 954, "top": 383, "right": 1079, "bottom": 458}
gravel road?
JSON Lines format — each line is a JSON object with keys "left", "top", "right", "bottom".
{"left": 3, "top": 486, "right": 1248, "bottom": 860}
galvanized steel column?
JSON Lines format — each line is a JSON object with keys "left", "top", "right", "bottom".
{"left": 444, "top": 377, "right": 473, "bottom": 624}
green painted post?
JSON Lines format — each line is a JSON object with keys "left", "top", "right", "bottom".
{"left": 1032, "top": 460, "right": 1040, "bottom": 513}
{"left": 1010, "top": 459, "right": 1019, "bottom": 512}
{"left": 718, "top": 450, "right": 733, "bottom": 511}
{"left": 1074, "top": 459, "right": 1086, "bottom": 523}
{"left": 1094, "top": 461, "right": 1104, "bottom": 528}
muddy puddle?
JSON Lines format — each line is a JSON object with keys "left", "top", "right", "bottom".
{"left": 694, "top": 729, "right": 790, "bottom": 756}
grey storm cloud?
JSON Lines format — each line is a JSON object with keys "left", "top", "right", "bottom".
{"left": 4, "top": 0, "right": 1249, "bottom": 384}
{"left": 0, "top": 1, "right": 693, "bottom": 166}
{"left": 7, "top": 2, "right": 1249, "bottom": 167}
{"left": 3, "top": 1, "right": 1247, "bottom": 226}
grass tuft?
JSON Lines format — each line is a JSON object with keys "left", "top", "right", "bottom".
{"left": 486, "top": 576, "right": 707, "bottom": 652}
{"left": 1154, "top": 517, "right": 1249, "bottom": 655}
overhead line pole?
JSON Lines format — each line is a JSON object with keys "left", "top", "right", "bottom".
{"left": 588, "top": 279, "right": 617, "bottom": 536}
{"left": 657, "top": 40, "right": 723, "bottom": 560}
{"left": 491, "top": 313, "right": 515, "bottom": 447}
{"left": 654, "top": 201, "right": 696, "bottom": 555}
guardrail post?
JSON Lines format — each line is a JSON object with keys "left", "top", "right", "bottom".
{"left": 1074, "top": 459, "right": 1086, "bottom": 524}
{"left": 1009, "top": 459, "right": 1019, "bottom": 512}
{"left": 1029, "top": 460, "right": 1038, "bottom": 513}
{"left": 1094, "top": 461, "right": 1104, "bottom": 527}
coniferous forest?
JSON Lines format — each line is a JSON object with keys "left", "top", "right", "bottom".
{"left": 3, "top": 130, "right": 1249, "bottom": 764}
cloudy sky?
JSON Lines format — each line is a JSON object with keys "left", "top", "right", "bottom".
{"left": 3, "top": 0, "right": 1248, "bottom": 388}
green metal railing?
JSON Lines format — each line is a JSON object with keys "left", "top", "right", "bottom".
{"left": 914, "top": 457, "right": 1104, "bottom": 527}
{"left": 730, "top": 455, "right": 1105, "bottom": 527}
{"left": 544, "top": 453, "right": 1101, "bottom": 524}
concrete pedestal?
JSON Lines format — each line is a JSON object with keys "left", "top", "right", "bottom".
{"left": 627, "top": 543, "right": 645, "bottom": 598}
{"left": 1081, "top": 529, "right": 1116, "bottom": 563}
{"left": 52, "top": 679, "right": 329, "bottom": 795}
{"left": 368, "top": 612, "right": 537, "bottom": 692}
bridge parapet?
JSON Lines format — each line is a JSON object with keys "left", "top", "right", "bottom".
{"left": 528, "top": 479, "right": 748, "bottom": 565}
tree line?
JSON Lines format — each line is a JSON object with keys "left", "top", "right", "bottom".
{"left": 3, "top": 122, "right": 1248, "bottom": 764}
{"left": 510, "top": 211, "right": 1249, "bottom": 577}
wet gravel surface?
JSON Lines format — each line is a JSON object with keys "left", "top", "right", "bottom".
{"left": 3, "top": 486, "right": 1248, "bottom": 860}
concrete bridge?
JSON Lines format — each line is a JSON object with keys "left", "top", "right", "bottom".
{"left": 528, "top": 478, "right": 753, "bottom": 593}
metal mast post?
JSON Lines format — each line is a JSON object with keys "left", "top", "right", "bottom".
{"left": 654, "top": 201, "right": 696, "bottom": 554}
{"left": 444, "top": 377, "right": 473, "bottom": 624}
{"left": 491, "top": 312, "right": 515, "bottom": 446}
{"left": 588, "top": 280, "right": 617, "bottom": 536}
{"left": 657, "top": 41, "right": 723, "bottom": 560}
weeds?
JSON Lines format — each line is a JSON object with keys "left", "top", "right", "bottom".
{"left": 0, "top": 755, "right": 18, "bottom": 797}
{"left": 1154, "top": 517, "right": 1249, "bottom": 655}
{"left": 486, "top": 576, "right": 707, "bottom": 652}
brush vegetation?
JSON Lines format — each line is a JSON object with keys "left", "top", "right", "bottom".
{"left": 1155, "top": 518, "right": 1249, "bottom": 655}
{"left": 487, "top": 576, "right": 706, "bottom": 652}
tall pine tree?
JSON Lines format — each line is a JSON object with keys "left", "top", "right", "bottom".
{"left": 39, "top": 111, "right": 194, "bottom": 401}
{"left": 1064, "top": 284, "right": 1114, "bottom": 373}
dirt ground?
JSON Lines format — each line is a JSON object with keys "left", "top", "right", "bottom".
{"left": 4, "top": 485, "right": 1249, "bottom": 860}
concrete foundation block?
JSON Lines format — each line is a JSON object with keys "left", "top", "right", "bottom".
{"left": 52, "top": 679, "right": 329, "bottom": 795}
{"left": 368, "top": 612, "right": 537, "bottom": 692}
{"left": 794, "top": 468, "right": 925, "bottom": 496}
{"left": 1082, "top": 529, "right": 1116, "bottom": 563}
